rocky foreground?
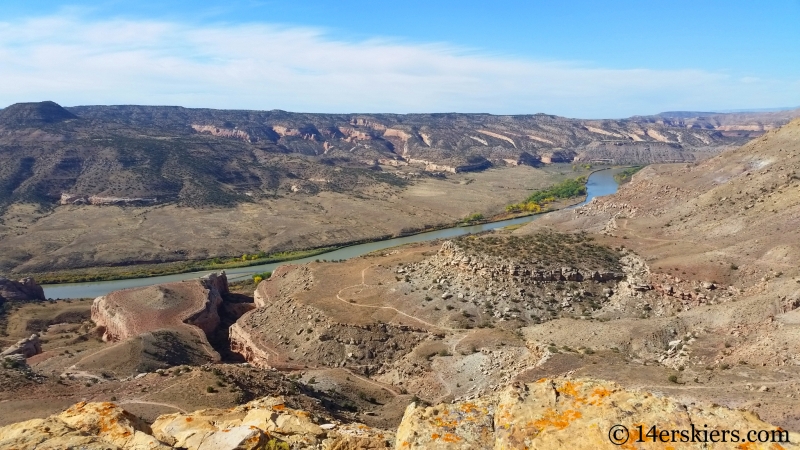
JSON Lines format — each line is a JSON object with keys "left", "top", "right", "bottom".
{"left": 0, "top": 377, "right": 795, "bottom": 449}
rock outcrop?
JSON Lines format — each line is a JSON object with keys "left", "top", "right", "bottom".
{"left": 92, "top": 272, "right": 229, "bottom": 342}
{"left": 395, "top": 378, "right": 800, "bottom": 449}
{"left": 0, "top": 277, "right": 46, "bottom": 303}
{"left": 0, "top": 379, "right": 795, "bottom": 449}
{"left": 192, "top": 124, "right": 253, "bottom": 142}
{"left": 89, "top": 273, "right": 231, "bottom": 370}
{"left": 0, "top": 401, "right": 169, "bottom": 450}
{"left": 0, "top": 396, "right": 391, "bottom": 450}
{"left": 0, "top": 334, "right": 42, "bottom": 358}
{"left": 60, "top": 192, "right": 159, "bottom": 205}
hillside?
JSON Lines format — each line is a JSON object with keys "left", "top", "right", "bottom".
{"left": 0, "top": 102, "right": 794, "bottom": 275}
{"left": 3, "top": 120, "right": 800, "bottom": 445}
{"left": 505, "top": 118, "right": 800, "bottom": 430}
{"left": 523, "top": 117, "right": 800, "bottom": 290}
{"left": 0, "top": 101, "right": 766, "bottom": 211}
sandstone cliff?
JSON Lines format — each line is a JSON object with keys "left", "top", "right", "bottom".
{"left": 92, "top": 272, "right": 228, "bottom": 342}
{"left": 89, "top": 273, "right": 231, "bottom": 369}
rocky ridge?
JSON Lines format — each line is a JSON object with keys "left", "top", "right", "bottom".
{"left": 0, "top": 101, "right": 770, "bottom": 213}
{"left": 0, "top": 378, "right": 795, "bottom": 449}
{"left": 399, "top": 237, "right": 625, "bottom": 325}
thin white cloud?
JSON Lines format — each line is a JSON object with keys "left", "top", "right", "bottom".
{"left": 0, "top": 14, "right": 797, "bottom": 117}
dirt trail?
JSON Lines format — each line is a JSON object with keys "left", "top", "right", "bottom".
{"left": 340, "top": 368, "right": 401, "bottom": 397}
{"left": 334, "top": 266, "right": 466, "bottom": 332}
{"left": 119, "top": 400, "right": 187, "bottom": 413}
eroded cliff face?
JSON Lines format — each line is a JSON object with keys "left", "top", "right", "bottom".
{"left": 191, "top": 124, "right": 253, "bottom": 142}
{"left": 91, "top": 272, "right": 229, "bottom": 342}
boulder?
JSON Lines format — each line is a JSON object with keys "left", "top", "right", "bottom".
{"left": 395, "top": 378, "right": 800, "bottom": 449}
{"left": 0, "top": 402, "right": 169, "bottom": 450}
{"left": 0, "top": 334, "right": 42, "bottom": 358}
{"left": 0, "top": 277, "right": 46, "bottom": 302}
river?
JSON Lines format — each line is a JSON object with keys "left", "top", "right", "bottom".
{"left": 42, "top": 167, "right": 624, "bottom": 299}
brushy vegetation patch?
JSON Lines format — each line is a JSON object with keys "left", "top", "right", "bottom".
{"left": 614, "top": 166, "right": 644, "bottom": 184}
{"left": 454, "top": 231, "right": 622, "bottom": 271}
{"left": 251, "top": 271, "right": 272, "bottom": 284}
{"left": 461, "top": 213, "right": 484, "bottom": 224}
{"left": 506, "top": 177, "right": 587, "bottom": 213}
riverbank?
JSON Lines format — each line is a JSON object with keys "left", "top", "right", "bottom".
{"left": 37, "top": 167, "right": 626, "bottom": 299}
{"left": 27, "top": 174, "right": 607, "bottom": 286}
{"left": 24, "top": 246, "right": 340, "bottom": 285}
{"left": 24, "top": 201, "right": 572, "bottom": 286}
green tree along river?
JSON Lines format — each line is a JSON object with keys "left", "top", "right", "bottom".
{"left": 42, "top": 168, "right": 626, "bottom": 299}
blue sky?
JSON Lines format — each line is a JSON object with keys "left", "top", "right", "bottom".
{"left": 0, "top": 1, "right": 798, "bottom": 117}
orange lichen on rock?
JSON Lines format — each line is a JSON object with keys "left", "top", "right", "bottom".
{"left": 460, "top": 403, "right": 479, "bottom": 414}
{"left": 442, "top": 433, "right": 462, "bottom": 443}
{"left": 589, "top": 386, "right": 613, "bottom": 404}
{"left": 532, "top": 408, "right": 583, "bottom": 431}
{"left": 397, "top": 378, "right": 800, "bottom": 449}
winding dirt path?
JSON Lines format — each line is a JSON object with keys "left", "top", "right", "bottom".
{"left": 334, "top": 266, "right": 467, "bottom": 332}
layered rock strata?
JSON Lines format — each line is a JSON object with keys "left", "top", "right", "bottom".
{"left": 91, "top": 272, "right": 229, "bottom": 342}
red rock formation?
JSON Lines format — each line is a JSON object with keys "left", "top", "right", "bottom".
{"left": 91, "top": 272, "right": 229, "bottom": 342}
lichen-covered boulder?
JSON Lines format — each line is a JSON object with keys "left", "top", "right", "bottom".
{"left": 0, "top": 402, "right": 169, "bottom": 450}
{"left": 395, "top": 379, "right": 800, "bottom": 449}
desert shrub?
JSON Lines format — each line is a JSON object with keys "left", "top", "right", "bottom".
{"left": 614, "top": 166, "right": 644, "bottom": 184}
{"left": 461, "top": 213, "right": 484, "bottom": 224}
{"left": 252, "top": 271, "right": 272, "bottom": 283}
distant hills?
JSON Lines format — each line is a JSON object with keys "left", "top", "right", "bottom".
{"left": 636, "top": 107, "right": 800, "bottom": 132}
{"left": 0, "top": 101, "right": 796, "bottom": 210}
{"left": 0, "top": 101, "right": 77, "bottom": 125}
